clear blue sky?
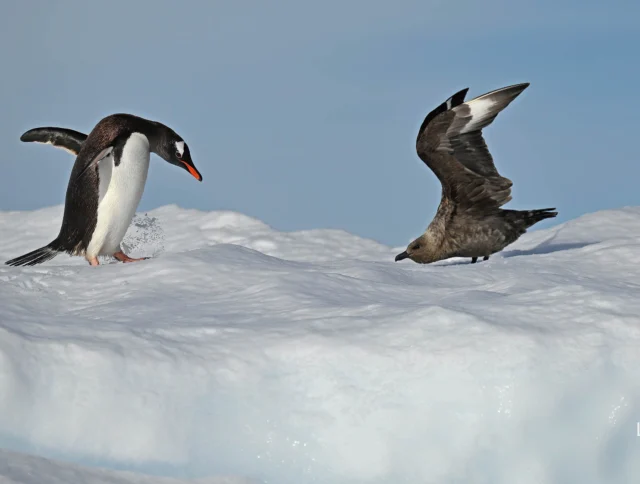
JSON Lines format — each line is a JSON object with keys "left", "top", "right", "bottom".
{"left": 0, "top": 0, "right": 638, "bottom": 246}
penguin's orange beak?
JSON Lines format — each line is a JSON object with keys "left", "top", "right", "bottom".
{"left": 180, "top": 160, "right": 202, "bottom": 181}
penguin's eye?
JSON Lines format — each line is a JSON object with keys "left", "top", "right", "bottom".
{"left": 174, "top": 141, "right": 185, "bottom": 159}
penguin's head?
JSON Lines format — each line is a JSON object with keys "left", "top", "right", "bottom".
{"left": 156, "top": 131, "right": 202, "bottom": 182}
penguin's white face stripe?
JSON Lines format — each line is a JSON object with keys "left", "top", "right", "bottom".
{"left": 175, "top": 141, "right": 185, "bottom": 158}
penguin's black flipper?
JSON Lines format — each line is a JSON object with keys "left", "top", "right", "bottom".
{"left": 20, "top": 127, "right": 88, "bottom": 156}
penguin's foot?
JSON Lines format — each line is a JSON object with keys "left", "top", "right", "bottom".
{"left": 87, "top": 257, "right": 100, "bottom": 266}
{"left": 113, "top": 251, "right": 147, "bottom": 263}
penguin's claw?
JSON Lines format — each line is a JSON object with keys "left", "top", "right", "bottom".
{"left": 113, "top": 251, "right": 147, "bottom": 263}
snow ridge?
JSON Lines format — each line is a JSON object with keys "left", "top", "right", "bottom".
{"left": 1, "top": 205, "right": 640, "bottom": 484}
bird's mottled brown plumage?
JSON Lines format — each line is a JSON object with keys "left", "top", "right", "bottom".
{"left": 395, "top": 83, "right": 557, "bottom": 265}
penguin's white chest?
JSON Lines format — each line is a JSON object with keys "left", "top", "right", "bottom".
{"left": 87, "top": 133, "right": 151, "bottom": 257}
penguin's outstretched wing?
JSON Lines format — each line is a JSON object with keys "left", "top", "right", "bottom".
{"left": 21, "top": 127, "right": 88, "bottom": 156}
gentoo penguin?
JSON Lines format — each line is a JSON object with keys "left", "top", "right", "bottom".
{"left": 5, "top": 113, "right": 202, "bottom": 267}
{"left": 394, "top": 83, "right": 557, "bottom": 265}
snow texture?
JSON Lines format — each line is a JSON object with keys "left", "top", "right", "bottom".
{"left": 1, "top": 204, "right": 640, "bottom": 484}
{"left": 0, "top": 449, "right": 252, "bottom": 484}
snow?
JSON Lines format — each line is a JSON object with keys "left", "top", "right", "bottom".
{"left": 0, "top": 449, "right": 251, "bottom": 484}
{"left": 1, "top": 204, "right": 640, "bottom": 484}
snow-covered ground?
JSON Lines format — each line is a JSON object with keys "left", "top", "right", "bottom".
{"left": 0, "top": 448, "right": 251, "bottom": 484}
{"left": 1, "top": 205, "right": 640, "bottom": 484}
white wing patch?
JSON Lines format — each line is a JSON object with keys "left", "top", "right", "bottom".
{"left": 95, "top": 146, "right": 113, "bottom": 164}
{"left": 175, "top": 141, "right": 185, "bottom": 157}
{"left": 458, "top": 97, "right": 496, "bottom": 134}
{"left": 34, "top": 140, "right": 79, "bottom": 156}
